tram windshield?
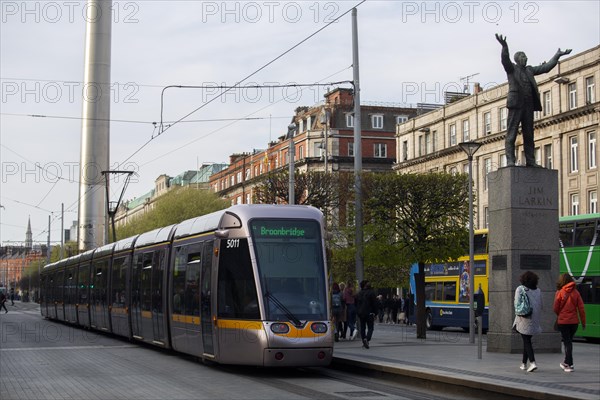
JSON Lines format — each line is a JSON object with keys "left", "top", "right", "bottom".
{"left": 251, "top": 219, "right": 327, "bottom": 322}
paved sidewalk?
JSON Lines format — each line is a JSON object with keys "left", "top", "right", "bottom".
{"left": 331, "top": 323, "right": 600, "bottom": 400}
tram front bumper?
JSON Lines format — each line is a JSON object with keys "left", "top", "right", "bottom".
{"left": 263, "top": 347, "right": 333, "bottom": 367}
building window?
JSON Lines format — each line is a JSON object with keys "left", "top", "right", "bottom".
{"left": 402, "top": 140, "right": 408, "bottom": 161}
{"left": 589, "top": 191, "right": 598, "bottom": 214}
{"left": 314, "top": 142, "right": 323, "bottom": 158}
{"left": 298, "top": 145, "right": 304, "bottom": 159}
{"left": 425, "top": 131, "right": 432, "bottom": 154}
{"left": 586, "top": 76, "right": 595, "bottom": 104}
{"left": 499, "top": 107, "right": 507, "bottom": 131}
{"left": 500, "top": 153, "right": 507, "bottom": 168}
{"left": 372, "top": 114, "right": 384, "bottom": 129}
{"left": 449, "top": 166, "right": 458, "bottom": 175}
{"left": 568, "top": 82, "right": 577, "bottom": 110}
{"left": 432, "top": 130, "right": 437, "bottom": 152}
{"left": 570, "top": 193, "right": 579, "bottom": 215}
{"left": 544, "top": 144, "right": 552, "bottom": 169}
{"left": 535, "top": 147, "right": 541, "bottom": 166}
{"left": 306, "top": 116, "right": 312, "bottom": 131}
{"left": 418, "top": 136, "right": 424, "bottom": 157}
{"left": 483, "top": 112, "right": 491, "bottom": 135}
{"left": 396, "top": 115, "right": 408, "bottom": 124}
{"left": 245, "top": 168, "right": 251, "bottom": 180}
{"left": 348, "top": 142, "right": 354, "bottom": 157}
{"left": 230, "top": 176, "right": 235, "bottom": 186}
{"left": 462, "top": 119, "right": 470, "bottom": 142}
{"left": 374, "top": 143, "right": 387, "bottom": 158}
{"left": 484, "top": 207, "right": 489, "bottom": 229}
{"left": 483, "top": 158, "right": 492, "bottom": 191}
{"left": 346, "top": 113, "right": 354, "bottom": 128}
{"left": 298, "top": 119, "right": 304, "bottom": 133}
{"left": 245, "top": 193, "right": 251, "bottom": 205}
{"left": 543, "top": 91, "right": 551, "bottom": 116}
{"left": 449, "top": 124, "right": 457, "bottom": 146}
{"left": 570, "top": 136, "right": 578, "bottom": 172}
{"left": 588, "top": 131, "right": 597, "bottom": 169}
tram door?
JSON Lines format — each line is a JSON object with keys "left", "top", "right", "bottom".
{"left": 201, "top": 241, "right": 214, "bottom": 355}
{"left": 131, "top": 250, "right": 167, "bottom": 345}
{"left": 90, "top": 259, "right": 110, "bottom": 331}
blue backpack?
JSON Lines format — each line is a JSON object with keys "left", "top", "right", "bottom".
{"left": 515, "top": 285, "right": 532, "bottom": 318}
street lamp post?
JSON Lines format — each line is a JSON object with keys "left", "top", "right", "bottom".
{"left": 287, "top": 123, "right": 297, "bottom": 205}
{"left": 459, "top": 141, "right": 482, "bottom": 345}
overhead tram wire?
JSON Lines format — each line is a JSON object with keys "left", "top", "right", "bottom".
{"left": 141, "top": 73, "right": 354, "bottom": 168}
{"left": 4, "top": 1, "right": 366, "bottom": 223}
{"left": 0, "top": 112, "right": 283, "bottom": 125}
{"left": 120, "top": 0, "right": 366, "bottom": 166}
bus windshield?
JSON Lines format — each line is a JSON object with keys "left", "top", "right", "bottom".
{"left": 250, "top": 219, "right": 327, "bottom": 322}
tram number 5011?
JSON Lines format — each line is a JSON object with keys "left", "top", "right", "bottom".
{"left": 226, "top": 239, "right": 240, "bottom": 248}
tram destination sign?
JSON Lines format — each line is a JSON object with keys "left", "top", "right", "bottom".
{"left": 251, "top": 220, "right": 317, "bottom": 239}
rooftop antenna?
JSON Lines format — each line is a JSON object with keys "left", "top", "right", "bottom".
{"left": 460, "top": 73, "right": 480, "bottom": 93}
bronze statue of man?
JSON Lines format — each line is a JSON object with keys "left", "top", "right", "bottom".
{"left": 495, "top": 34, "right": 571, "bottom": 167}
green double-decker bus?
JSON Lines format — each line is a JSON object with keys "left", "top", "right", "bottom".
{"left": 559, "top": 213, "right": 600, "bottom": 341}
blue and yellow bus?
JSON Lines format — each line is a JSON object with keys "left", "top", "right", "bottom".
{"left": 408, "top": 229, "right": 489, "bottom": 331}
{"left": 559, "top": 213, "right": 599, "bottom": 341}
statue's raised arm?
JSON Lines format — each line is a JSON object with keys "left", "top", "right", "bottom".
{"left": 556, "top": 48, "right": 572, "bottom": 58}
{"left": 495, "top": 34, "right": 572, "bottom": 167}
{"left": 495, "top": 33, "right": 507, "bottom": 48}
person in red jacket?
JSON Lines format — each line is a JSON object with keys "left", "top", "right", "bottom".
{"left": 553, "top": 273, "right": 586, "bottom": 373}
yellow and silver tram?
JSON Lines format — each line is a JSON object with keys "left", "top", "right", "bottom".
{"left": 41, "top": 205, "right": 333, "bottom": 366}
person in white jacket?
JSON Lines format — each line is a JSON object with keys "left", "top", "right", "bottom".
{"left": 513, "top": 271, "right": 543, "bottom": 372}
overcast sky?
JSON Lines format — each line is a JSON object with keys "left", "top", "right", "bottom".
{"left": 1, "top": 0, "right": 599, "bottom": 246}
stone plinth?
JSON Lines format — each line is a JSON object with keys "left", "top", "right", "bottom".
{"left": 487, "top": 166, "right": 561, "bottom": 354}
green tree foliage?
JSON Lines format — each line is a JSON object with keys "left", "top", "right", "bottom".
{"left": 115, "top": 187, "right": 228, "bottom": 240}
{"left": 253, "top": 170, "right": 349, "bottom": 209}
{"left": 364, "top": 172, "right": 470, "bottom": 338}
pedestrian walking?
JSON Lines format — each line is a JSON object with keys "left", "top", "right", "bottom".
{"left": 338, "top": 282, "right": 347, "bottom": 339}
{"left": 554, "top": 273, "right": 586, "bottom": 373}
{"left": 331, "top": 283, "right": 344, "bottom": 342}
{"left": 513, "top": 271, "right": 543, "bottom": 372}
{"left": 342, "top": 281, "right": 358, "bottom": 340}
{"left": 0, "top": 291, "right": 8, "bottom": 313}
{"left": 356, "top": 280, "right": 378, "bottom": 349}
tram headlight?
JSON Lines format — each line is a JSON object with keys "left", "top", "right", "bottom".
{"left": 270, "top": 323, "right": 290, "bottom": 334}
{"left": 310, "top": 322, "right": 327, "bottom": 334}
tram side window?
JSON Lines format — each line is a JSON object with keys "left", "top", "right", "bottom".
{"left": 111, "top": 257, "right": 127, "bottom": 308}
{"left": 172, "top": 246, "right": 187, "bottom": 314}
{"left": 141, "top": 253, "right": 153, "bottom": 312}
{"left": 559, "top": 223, "right": 574, "bottom": 247}
{"left": 56, "top": 270, "right": 64, "bottom": 303}
{"left": 185, "top": 253, "right": 201, "bottom": 317}
{"left": 217, "top": 239, "right": 260, "bottom": 319}
{"left": 78, "top": 264, "right": 90, "bottom": 304}
{"left": 92, "top": 259, "right": 109, "bottom": 307}
{"left": 574, "top": 221, "right": 597, "bottom": 246}
{"left": 66, "top": 269, "right": 76, "bottom": 305}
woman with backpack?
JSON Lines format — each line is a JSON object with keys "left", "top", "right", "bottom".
{"left": 513, "top": 271, "right": 543, "bottom": 372}
{"left": 554, "top": 273, "right": 586, "bottom": 373}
